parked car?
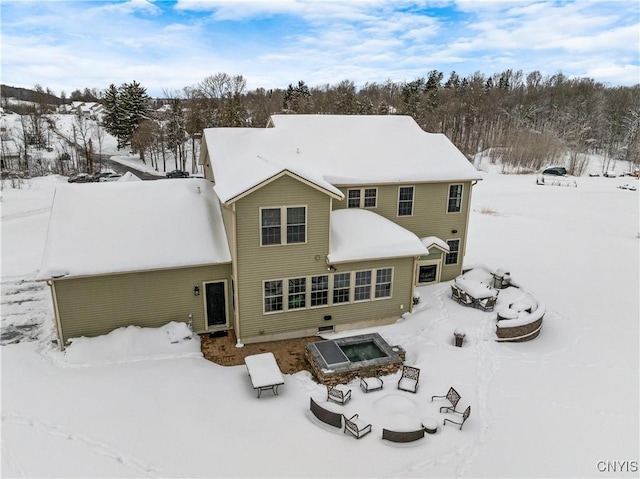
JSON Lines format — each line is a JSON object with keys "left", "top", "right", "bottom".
{"left": 99, "top": 173, "right": 122, "bottom": 182}
{"left": 68, "top": 173, "right": 96, "bottom": 183}
{"left": 166, "top": 169, "right": 189, "bottom": 178}
{"left": 541, "top": 167, "right": 567, "bottom": 176}
{"left": 536, "top": 166, "right": 577, "bottom": 187}
{"left": 93, "top": 171, "right": 115, "bottom": 181}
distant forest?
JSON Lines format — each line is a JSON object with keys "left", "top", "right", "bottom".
{"left": 2, "top": 68, "right": 639, "bottom": 175}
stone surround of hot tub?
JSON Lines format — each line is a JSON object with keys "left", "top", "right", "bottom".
{"left": 305, "top": 333, "right": 405, "bottom": 386}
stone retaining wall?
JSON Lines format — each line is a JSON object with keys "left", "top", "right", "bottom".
{"left": 306, "top": 346, "right": 405, "bottom": 386}
{"left": 496, "top": 316, "right": 544, "bottom": 342}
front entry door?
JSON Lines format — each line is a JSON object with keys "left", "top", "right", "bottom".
{"left": 205, "top": 282, "right": 227, "bottom": 328}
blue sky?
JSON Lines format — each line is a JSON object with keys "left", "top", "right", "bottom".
{"left": 2, "top": 0, "right": 639, "bottom": 98}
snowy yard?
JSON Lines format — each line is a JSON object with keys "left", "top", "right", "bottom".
{"left": 1, "top": 169, "right": 638, "bottom": 477}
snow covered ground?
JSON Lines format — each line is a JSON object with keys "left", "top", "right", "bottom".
{"left": 1, "top": 166, "right": 638, "bottom": 477}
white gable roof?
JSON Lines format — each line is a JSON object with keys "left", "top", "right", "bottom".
{"left": 327, "top": 209, "right": 429, "bottom": 264}
{"left": 37, "top": 179, "right": 231, "bottom": 280}
{"left": 202, "top": 115, "right": 481, "bottom": 204}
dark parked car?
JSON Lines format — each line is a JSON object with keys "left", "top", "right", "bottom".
{"left": 166, "top": 169, "right": 189, "bottom": 178}
{"left": 68, "top": 173, "right": 96, "bottom": 183}
{"left": 542, "top": 167, "right": 567, "bottom": 176}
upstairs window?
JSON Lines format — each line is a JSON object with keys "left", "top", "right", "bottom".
{"left": 347, "top": 188, "right": 377, "bottom": 208}
{"left": 261, "top": 208, "right": 281, "bottom": 245}
{"left": 448, "top": 184, "right": 463, "bottom": 213}
{"left": 347, "top": 189, "right": 361, "bottom": 208}
{"left": 286, "top": 207, "right": 306, "bottom": 243}
{"left": 398, "top": 186, "right": 414, "bottom": 216}
{"left": 261, "top": 206, "right": 306, "bottom": 246}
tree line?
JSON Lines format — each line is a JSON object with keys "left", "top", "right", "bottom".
{"left": 3, "top": 69, "right": 639, "bottom": 176}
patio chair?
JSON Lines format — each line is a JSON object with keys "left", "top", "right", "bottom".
{"left": 327, "top": 385, "right": 351, "bottom": 405}
{"left": 458, "top": 290, "right": 474, "bottom": 307}
{"left": 443, "top": 405, "right": 471, "bottom": 430}
{"left": 431, "top": 386, "right": 462, "bottom": 413}
{"left": 397, "top": 365, "right": 420, "bottom": 393}
{"left": 451, "top": 285, "right": 462, "bottom": 303}
{"left": 343, "top": 413, "right": 372, "bottom": 439}
{"left": 360, "top": 376, "right": 384, "bottom": 393}
{"left": 476, "top": 295, "right": 496, "bottom": 312}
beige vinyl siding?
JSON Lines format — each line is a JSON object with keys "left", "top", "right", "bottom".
{"left": 334, "top": 182, "right": 473, "bottom": 281}
{"left": 53, "top": 264, "right": 231, "bottom": 345}
{"left": 233, "top": 175, "right": 336, "bottom": 339}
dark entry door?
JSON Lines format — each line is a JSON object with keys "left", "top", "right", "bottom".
{"left": 205, "top": 282, "right": 227, "bottom": 328}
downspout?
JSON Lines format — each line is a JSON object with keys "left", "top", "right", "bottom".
{"left": 231, "top": 202, "right": 243, "bottom": 347}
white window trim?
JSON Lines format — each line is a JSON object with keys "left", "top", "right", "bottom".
{"left": 259, "top": 205, "right": 308, "bottom": 247}
{"left": 397, "top": 185, "right": 415, "bottom": 217}
{"left": 445, "top": 238, "right": 461, "bottom": 265}
{"left": 347, "top": 187, "right": 378, "bottom": 208}
{"left": 262, "top": 279, "right": 284, "bottom": 315}
{"left": 416, "top": 260, "right": 441, "bottom": 285}
{"left": 447, "top": 183, "right": 464, "bottom": 214}
{"left": 309, "top": 274, "right": 330, "bottom": 309}
{"left": 331, "top": 271, "right": 353, "bottom": 306}
{"left": 373, "top": 267, "right": 394, "bottom": 300}
{"left": 262, "top": 268, "right": 394, "bottom": 313}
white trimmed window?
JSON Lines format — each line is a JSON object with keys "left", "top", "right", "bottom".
{"left": 311, "top": 275, "right": 329, "bottom": 307}
{"left": 333, "top": 273, "right": 351, "bottom": 304}
{"left": 347, "top": 188, "right": 378, "bottom": 208}
{"left": 260, "top": 206, "right": 307, "bottom": 246}
{"left": 374, "top": 268, "right": 393, "bottom": 298}
{"left": 445, "top": 239, "right": 460, "bottom": 265}
{"left": 264, "top": 268, "right": 393, "bottom": 313}
{"left": 264, "top": 280, "right": 283, "bottom": 312}
{"left": 354, "top": 271, "right": 373, "bottom": 301}
{"left": 288, "top": 278, "right": 306, "bottom": 310}
{"left": 398, "top": 186, "right": 414, "bottom": 216}
{"left": 448, "top": 184, "right": 463, "bottom": 213}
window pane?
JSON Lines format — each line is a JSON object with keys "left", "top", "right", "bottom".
{"left": 286, "top": 207, "right": 306, "bottom": 243}
{"left": 261, "top": 209, "right": 281, "bottom": 245}
{"left": 354, "top": 271, "right": 372, "bottom": 301}
{"left": 375, "top": 268, "right": 392, "bottom": 298}
{"left": 333, "top": 273, "right": 350, "bottom": 304}
{"left": 347, "top": 190, "right": 361, "bottom": 208}
{"left": 418, "top": 265, "right": 437, "bottom": 283}
{"left": 445, "top": 239, "right": 460, "bottom": 265}
{"left": 398, "top": 187, "right": 414, "bottom": 216}
{"left": 364, "top": 188, "right": 377, "bottom": 207}
{"left": 264, "top": 280, "right": 283, "bottom": 312}
{"left": 311, "top": 275, "right": 329, "bottom": 307}
{"left": 288, "top": 278, "right": 306, "bottom": 309}
{"left": 448, "top": 184, "right": 462, "bottom": 213}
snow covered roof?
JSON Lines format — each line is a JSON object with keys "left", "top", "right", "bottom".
{"left": 202, "top": 115, "right": 481, "bottom": 204}
{"left": 420, "top": 236, "right": 450, "bottom": 252}
{"left": 327, "top": 209, "right": 429, "bottom": 264}
{"left": 37, "top": 179, "right": 231, "bottom": 280}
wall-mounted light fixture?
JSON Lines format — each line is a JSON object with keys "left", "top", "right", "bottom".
{"left": 327, "top": 265, "right": 337, "bottom": 272}
{"left": 451, "top": 229, "right": 458, "bottom": 234}
{"left": 194, "top": 285, "right": 200, "bottom": 296}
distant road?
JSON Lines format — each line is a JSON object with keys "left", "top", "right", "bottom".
{"left": 97, "top": 155, "right": 163, "bottom": 180}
